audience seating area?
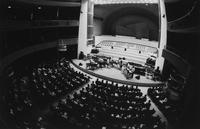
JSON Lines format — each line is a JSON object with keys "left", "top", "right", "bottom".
{"left": 50, "top": 79, "right": 166, "bottom": 129}
{"left": 4, "top": 66, "right": 49, "bottom": 129}
{"left": 148, "top": 87, "right": 183, "bottom": 125}
{"left": 31, "top": 59, "right": 90, "bottom": 104}
{"left": 3, "top": 57, "right": 176, "bottom": 129}
{"left": 4, "top": 58, "right": 91, "bottom": 129}
{"left": 5, "top": 72, "right": 33, "bottom": 126}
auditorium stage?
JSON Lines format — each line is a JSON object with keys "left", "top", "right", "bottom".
{"left": 72, "top": 59, "right": 163, "bottom": 86}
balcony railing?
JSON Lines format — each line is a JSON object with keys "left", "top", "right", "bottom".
{"left": 0, "top": 20, "right": 79, "bottom": 31}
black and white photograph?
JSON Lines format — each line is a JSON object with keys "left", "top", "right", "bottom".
{"left": 0, "top": 0, "right": 199, "bottom": 129}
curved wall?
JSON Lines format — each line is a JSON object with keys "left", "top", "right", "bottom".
{"left": 0, "top": 39, "right": 78, "bottom": 76}
{"left": 0, "top": 41, "right": 56, "bottom": 76}
{"left": 16, "top": 0, "right": 81, "bottom": 7}
{"left": 162, "top": 48, "right": 190, "bottom": 77}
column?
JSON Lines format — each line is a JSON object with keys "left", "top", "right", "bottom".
{"left": 77, "top": 0, "right": 88, "bottom": 57}
{"left": 155, "top": 0, "right": 167, "bottom": 73}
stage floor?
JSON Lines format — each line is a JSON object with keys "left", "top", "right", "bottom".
{"left": 72, "top": 59, "right": 162, "bottom": 85}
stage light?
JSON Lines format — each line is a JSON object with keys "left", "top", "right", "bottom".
{"left": 8, "top": 5, "right": 11, "bottom": 9}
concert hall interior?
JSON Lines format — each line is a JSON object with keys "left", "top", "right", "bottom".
{"left": 0, "top": 0, "right": 199, "bottom": 129}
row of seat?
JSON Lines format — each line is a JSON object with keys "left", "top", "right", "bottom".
{"left": 50, "top": 79, "right": 166, "bottom": 129}
{"left": 148, "top": 87, "right": 183, "bottom": 125}
{"left": 5, "top": 66, "right": 49, "bottom": 129}
{"left": 31, "top": 59, "right": 90, "bottom": 103}
{"left": 4, "top": 58, "right": 91, "bottom": 129}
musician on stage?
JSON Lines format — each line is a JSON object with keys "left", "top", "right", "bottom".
{"left": 86, "top": 58, "right": 97, "bottom": 70}
{"left": 119, "top": 58, "right": 123, "bottom": 70}
{"left": 127, "top": 63, "right": 135, "bottom": 79}
{"left": 122, "top": 62, "right": 135, "bottom": 79}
